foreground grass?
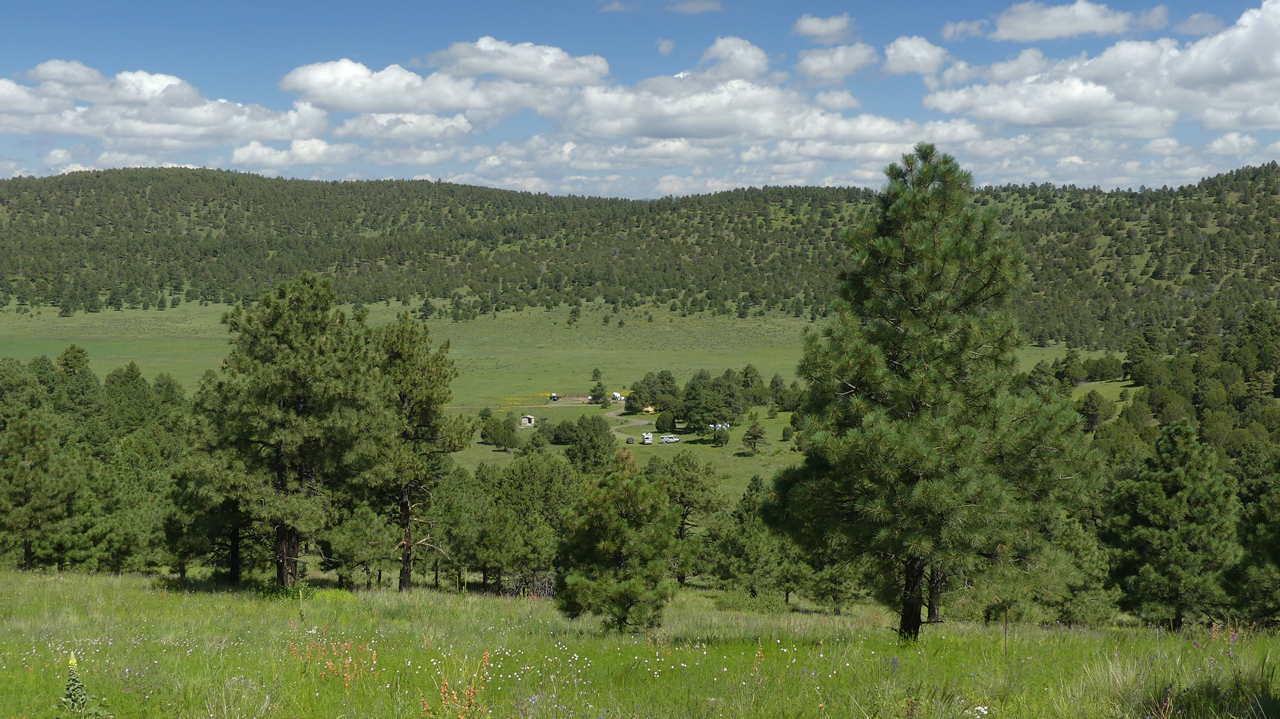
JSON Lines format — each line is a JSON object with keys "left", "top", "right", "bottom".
{"left": 3, "top": 573, "right": 1276, "bottom": 718}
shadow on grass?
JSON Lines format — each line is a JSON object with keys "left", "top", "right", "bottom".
{"left": 1138, "top": 656, "right": 1279, "bottom": 719}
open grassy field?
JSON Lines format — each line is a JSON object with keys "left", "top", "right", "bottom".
{"left": 0, "top": 301, "right": 1094, "bottom": 408}
{"left": 0, "top": 301, "right": 814, "bottom": 408}
{"left": 3, "top": 571, "right": 1275, "bottom": 719}
{"left": 0, "top": 301, "right": 1111, "bottom": 497}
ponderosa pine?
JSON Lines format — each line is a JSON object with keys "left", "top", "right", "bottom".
{"left": 194, "top": 273, "right": 397, "bottom": 587}
{"left": 763, "top": 144, "right": 1096, "bottom": 640}
{"left": 372, "top": 313, "right": 474, "bottom": 591}
{"left": 1109, "top": 419, "right": 1242, "bottom": 628}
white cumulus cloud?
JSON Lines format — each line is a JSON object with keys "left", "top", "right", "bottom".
{"left": 990, "top": 0, "right": 1166, "bottom": 41}
{"left": 941, "top": 20, "right": 989, "bottom": 41}
{"left": 814, "top": 89, "right": 861, "bottom": 110}
{"left": 883, "top": 36, "right": 949, "bottom": 76}
{"left": 232, "top": 138, "right": 362, "bottom": 169}
{"left": 427, "top": 37, "right": 609, "bottom": 86}
{"left": 795, "top": 44, "right": 879, "bottom": 84}
{"left": 793, "top": 13, "right": 851, "bottom": 45}
{"left": 1206, "top": 132, "right": 1259, "bottom": 154}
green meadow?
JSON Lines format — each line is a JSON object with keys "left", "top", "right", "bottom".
{"left": 0, "top": 301, "right": 1118, "bottom": 496}
{"left": 3, "top": 572, "right": 1275, "bottom": 719}
{"left": 0, "top": 301, "right": 812, "bottom": 408}
{"left": 0, "top": 300, "right": 1102, "bottom": 407}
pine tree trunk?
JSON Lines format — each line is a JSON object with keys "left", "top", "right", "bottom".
{"left": 22, "top": 539, "right": 33, "bottom": 571}
{"left": 229, "top": 528, "right": 242, "bottom": 587}
{"left": 399, "top": 487, "right": 413, "bottom": 592}
{"left": 899, "top": 559, "right": 927, "bottom": 641}
{"left": 434, "top": 559, "right": 439, "bottom": 589}
{"left": 275, "top": 525, "right": 299, "bottom": 587}
{"left": 927, "top": 566, "right": 945, "bottom": 623}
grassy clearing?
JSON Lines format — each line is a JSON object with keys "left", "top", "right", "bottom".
{"left": 0, "top": 302, "right": 1084, "bottom": 408}
{"left": 445, "top": 404, "right": 796, "bottom": 498}
{"left": 3, "top": 572, "right": 1276, "bottom": 719}
{"left": 0, "top": 301, "right": 1094, "bottom": 497}
{"left": 0, "top": 301, "right": 811, "bottom": 408}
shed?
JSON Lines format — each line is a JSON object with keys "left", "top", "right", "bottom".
{"left": 520, "top": 415, "right": 536, "bottom": 427}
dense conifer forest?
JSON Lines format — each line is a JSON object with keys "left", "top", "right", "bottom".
{"left": 4, "top": 164, "right": 1280, "bottom": 349}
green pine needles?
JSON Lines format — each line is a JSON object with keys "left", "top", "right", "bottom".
{"left": 764, "top": 144, "right": 1098, "bottom": 640}
{"left": 1110, "top": 419, "right": 1243, "bottom": 629}
{"left": 555, "top": 460, "right": 679, "bottom": 632}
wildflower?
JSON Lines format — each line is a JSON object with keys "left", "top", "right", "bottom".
{"left": 60, "top": 652, "right": 90, "bottom": 713}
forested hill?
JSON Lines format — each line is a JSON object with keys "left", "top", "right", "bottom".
{"left": 3, "top": 164, "right": 1280, "bottom": 350}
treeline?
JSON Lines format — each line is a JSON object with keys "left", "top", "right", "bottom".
{"left": 8, "top": 164, "right": 1280, "bottom": 350}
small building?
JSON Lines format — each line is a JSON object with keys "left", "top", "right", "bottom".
{"left": 642, "top": 406, "right": 656, "bottom": 414}
{"left": 520, "top": 415, "right": 536, "bottom": 427}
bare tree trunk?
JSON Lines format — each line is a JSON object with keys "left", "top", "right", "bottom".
{"left": 275, "top": 525, "right": 298, "bottom": 587}
{"left": 399, "top": 486, "right": 413, "bottom": 591}
{"left": 927, "top": 566, "right": 946, "bottom": 623}
{"left": 229, "top": 527, "right": 242, "bottom": 587}
{"left": 899, "top": 559, "right": 927, "bottom": 641}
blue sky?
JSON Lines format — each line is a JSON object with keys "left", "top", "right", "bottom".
{"left": 0, "top": 0, "right": 1275, "bottom": 196}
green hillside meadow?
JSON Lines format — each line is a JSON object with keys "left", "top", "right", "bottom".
{"left": 3, "top": 572, "right": 1276, "bottom": 719}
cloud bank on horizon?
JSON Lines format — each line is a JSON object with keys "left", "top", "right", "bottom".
{"left": 4, "top": 0, "right": 1280, "bottom": 197}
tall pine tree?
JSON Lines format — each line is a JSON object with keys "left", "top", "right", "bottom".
{"left": 194, "top": 274, "right": 397, "bottom": 587}
{"left": 763, "top": 144, "right": 1096, "bottom": 640}
{"left": 372, "top": 313, "right": 474, "bottom": 591}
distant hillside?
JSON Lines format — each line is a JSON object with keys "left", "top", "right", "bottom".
{"left": 2, "top": 164, "right": 1280, "bottom": 350}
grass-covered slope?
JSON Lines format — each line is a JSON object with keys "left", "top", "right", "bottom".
{"left": 3, "top": 572, "right": 1275, "bottom": 719}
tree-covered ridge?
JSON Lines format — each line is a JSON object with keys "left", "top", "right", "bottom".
{"left": 0, "top": 169, "right": 864, "bottom": 319}
{"left": 998, "top": 165, "right": 1280, "bottom": 349}
{"left": 5, "top": 164, "right": 1280, "bottom": 349}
